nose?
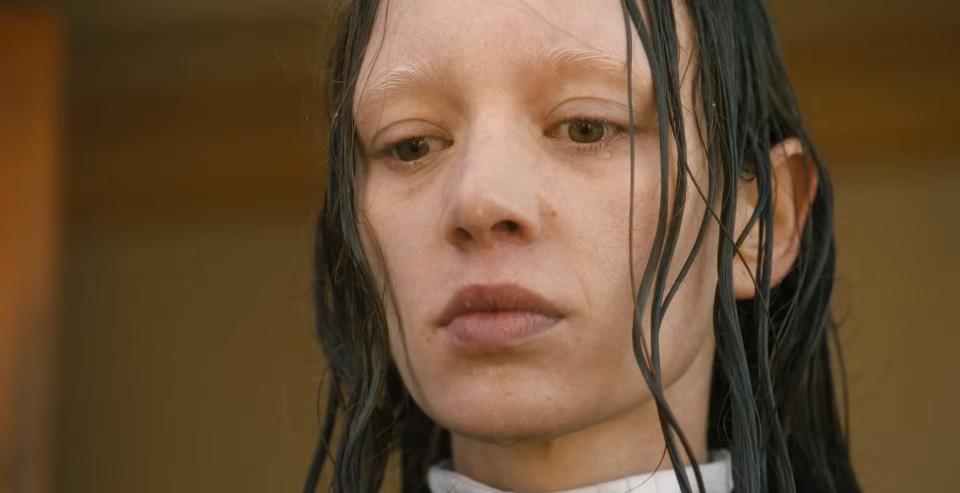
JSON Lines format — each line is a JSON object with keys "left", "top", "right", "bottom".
{"left": 441, "top": 137, "right": 543, "bottom": 251}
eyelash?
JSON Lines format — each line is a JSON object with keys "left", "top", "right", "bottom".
{"left": 378, "top": 118, "right": 628, "bottom": 166}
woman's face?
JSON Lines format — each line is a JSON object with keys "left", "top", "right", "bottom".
{"left": 353, "top": 0, "right": 717, "bottom": 444}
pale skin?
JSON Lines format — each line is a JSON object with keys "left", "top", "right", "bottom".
{"left": 352, "top": 0, "right": 816, "bottom": 492}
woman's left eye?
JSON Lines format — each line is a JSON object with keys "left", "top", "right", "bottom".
{"left": 552, "top": 119, "right": 625, "bottom": 147}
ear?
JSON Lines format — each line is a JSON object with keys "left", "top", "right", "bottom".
{"left": 733, "top": 137, "right": 818, "bottom": 300}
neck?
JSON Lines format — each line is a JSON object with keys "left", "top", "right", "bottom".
{"left": 448, "top": 344, "right": 714, "bottom": 493}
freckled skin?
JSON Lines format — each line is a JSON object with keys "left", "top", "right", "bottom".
{"left": 353, "top": 0, "right": 721, "bottom": 490}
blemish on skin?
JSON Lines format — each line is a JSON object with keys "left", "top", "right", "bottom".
{"left": 597, "top": 148, "right": 612, "bottom": 159}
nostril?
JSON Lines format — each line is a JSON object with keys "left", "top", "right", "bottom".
{"left": 495, "top": 220, "right": 521, "bottom": 234}
{"left": 453, "top": 227, "right": 472, "bottom": 244}
{"left": 448, "top": 219, "right": 529, "bottom": 248}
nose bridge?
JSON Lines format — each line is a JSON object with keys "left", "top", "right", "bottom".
{"left": 441, "top": 117, "right": 543, "bottom": 249}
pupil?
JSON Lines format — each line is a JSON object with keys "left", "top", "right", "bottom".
{"left": 397, "top": 138, "right": 429, "bottom": 161}
{"left": 569, "top": 120, "right": 604, "bottom": 143}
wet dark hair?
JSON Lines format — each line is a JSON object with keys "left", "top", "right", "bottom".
{"left": 305, "top": 1, "right": 862, "bottom": 492}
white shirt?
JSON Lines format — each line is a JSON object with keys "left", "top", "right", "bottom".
{"left": 427, "top": 451, "right": 733, "bottom": 493}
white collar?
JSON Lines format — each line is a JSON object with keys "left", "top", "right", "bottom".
{"left": 427, "top": 450, "right": 733, "bottom": 493}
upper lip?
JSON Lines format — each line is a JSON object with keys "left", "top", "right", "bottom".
{"left": 437, "top": 284, "right": 564, "bottom": 327}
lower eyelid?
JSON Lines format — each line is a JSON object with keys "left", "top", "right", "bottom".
{"left": 573, "top": 133, "right": 627, "bottom": 153}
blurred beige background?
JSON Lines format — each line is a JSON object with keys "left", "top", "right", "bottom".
{"left": 1, "top": 0, "right": 958, "bottom": 491}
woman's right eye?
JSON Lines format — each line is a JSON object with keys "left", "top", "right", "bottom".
{"left": 383, "top": 137, "right": 448, "bottom": 163}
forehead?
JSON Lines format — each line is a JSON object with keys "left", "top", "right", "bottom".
{"left": 368, "top": 0, "right": 628, "bottom": 51}
{"left": 354, "top": 0, "right": 660, "bottom": 109}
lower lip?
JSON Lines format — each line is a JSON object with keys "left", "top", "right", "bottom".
{"left": 443, "top": 312, "right": 560, "bottom": 351}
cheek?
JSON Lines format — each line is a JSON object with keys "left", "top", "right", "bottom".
{"left": 637, "top": 157, "right": 719, "bottom": 386}
{"left": 576, "top": 148, "right": 717, "bottom": 388}
{"left": 358, "top": 165, "right": 429, "bottom": 288}
{"left": 568, "top": 158, "right": 662, "bottom": 317}
{"left": 555, "top": 161, "right": 666, "bottom": 378}
{"left": 357, "top": 168, "right": 442, "bottom": 382}
{"left": 356, "top": 173, "right": 403, "bottom": 338}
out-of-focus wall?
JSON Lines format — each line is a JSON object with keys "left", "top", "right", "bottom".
{"left": 56, "top": 7, "right": 327, "bottom": 493}
{"left": 772, "top": 3, "right": 960, "bottom": 491}
{"left": 54, "top": 1, "right": 959, "bottom": 492}
{"left": 831, "top": 160, "right": 959, "bottom": 493}
{"left": 59, "top": 217, "right": 322, "bottom": 492}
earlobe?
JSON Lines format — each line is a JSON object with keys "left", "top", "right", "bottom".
{"left": 732, "top": 137, "right": 818, "bottom": 300}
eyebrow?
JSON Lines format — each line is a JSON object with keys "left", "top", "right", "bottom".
{"left": 355, "top": 54, "right": 449, "bottom": 117}
{"left": 355, "top": 45, "right": 648, "bottom": 117}
{"left": 362, "top": 54, "right": 449, "bottom": 100}
{"left": 524, "top": 46, "right": 635, "bottom": 88}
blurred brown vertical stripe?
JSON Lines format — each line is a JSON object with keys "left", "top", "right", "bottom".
{"left": 0, "top": 8, "right": 62, "bottom": 493}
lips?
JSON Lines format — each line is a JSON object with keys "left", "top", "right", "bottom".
{"left": 437, "top": 284, "right": 564, "bottom": 350}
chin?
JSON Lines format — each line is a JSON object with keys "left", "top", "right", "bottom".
{"left": 439, "top": 404, "right": 578, "bottom": 446}
{"left": 420, "top": 372, "right": 590, "bottom": 446}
